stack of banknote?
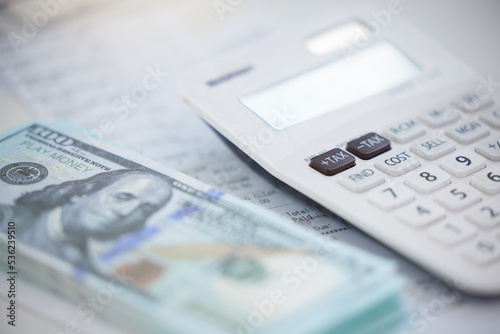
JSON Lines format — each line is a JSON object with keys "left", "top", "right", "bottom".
{"left": 0, "top": 121, "right": 406, "bottom": 333}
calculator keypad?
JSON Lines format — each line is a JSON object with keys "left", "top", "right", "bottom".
{"left": 310, "top": 91, "right": 499, "bottom": 286}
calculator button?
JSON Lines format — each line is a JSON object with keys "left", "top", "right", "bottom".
{"left": 463, "top": 239, "right": 500, "bottom": 265}
{"left": 479, "top": 108, "right": 500, "bottom": 129}
{"left": 470, "top": 167, "right": 500, "bottom": 194}
{"left": 309, "top": 148, "right": 355, "bottom": 176}
{"left": 404, "top": 166, "right": 451, "bottom": 194}
{"left": 475, "top": 136, "right": 500, "bottom": 161}
{"left": 453, "top": 90, "right": 494, "bottom": 113}
{"left": 417, "top": 106, "right": 460, "bottom": 128}
{"left": 383, "top": 119, "right": 426, "bottom": 144}
{"left": 374, "top": 150, "right": 420, "bottom": 176}
{"left": 428, "top": 220, "right": 476, "bottom": 246}
{"left": 367, "top": 182, "right": 415, "bottom": 211}
{"left": 445, "top": 119, "right": 490, "bottom": 144}
{"left": 397, "top": 200, "right": 446, "bottom": 228}
{"left": 346, "top": 132, "right": 391, "bottom": 160}
{"left": 465, "top": 201, "right": 500, "bottom": 229}
{"left": 440, "top": 150, "right": 486, "bottom": 178}
{"left": 338, "top": 167, "right": 385, "bottom": 193}
{"left": 410, "top": 134, "right": 455, "bottom": 161}
{"left": 434, "top": 183, "right": 481, "bottom": 211}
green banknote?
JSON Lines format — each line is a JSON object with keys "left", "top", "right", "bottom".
{"left": 0, "top": 121, "right": 405, "bottom": 334}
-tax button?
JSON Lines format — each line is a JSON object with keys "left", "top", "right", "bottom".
{"left": 309, "top": 148, "right": 356, "bottom": 176}
{"left": 346, "top": 132, "right": 391, "bottom": 160}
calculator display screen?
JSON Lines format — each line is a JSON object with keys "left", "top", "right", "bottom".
{"left": 240, "top": 41, "right": 421, "bottom": 130}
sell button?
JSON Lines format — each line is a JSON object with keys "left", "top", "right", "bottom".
{"left": 309, "top": 148, "right": 356, "bottom": 176}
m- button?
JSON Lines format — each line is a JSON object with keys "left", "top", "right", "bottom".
{"left": 346, "top": 132, "right": 391, "bottom": 160}
{"left": 309, "top": 148, "right": 356, "bottom": 176}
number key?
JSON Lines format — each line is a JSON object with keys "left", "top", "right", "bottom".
{"left": 465, "top": 200, "right": 500, "bottom": 229}
{"left": 470, "top": 167, "right": 500, "bottom": 194}
{"left": 440, "top": 150, "right": 486, "bottom": 177}
{"left": 428, "top": 219, "right": 477, "bottom": 246}
{"left": 463, "top": 239, "right": 500, "bottom": 265}
{"left": 405, "top": 165, "right": 451, "bottom": 194}
{"left": 434, "top": 183, "right": 481, "bottom": 211}
{"left": 368, "top": 182, "right": 415, "bottom": 211}
{"left": 397, "top": 200, "right": 446, "bottom": 227}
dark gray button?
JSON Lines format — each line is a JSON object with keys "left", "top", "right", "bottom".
{"left": 347, "top": 132, "right": 391, "bottom": 160}
{"left": 309, "top": 148, "right": 355, "bottom": 176}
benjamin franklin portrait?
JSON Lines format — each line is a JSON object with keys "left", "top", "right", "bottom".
{"left": 0, "top": 169, "right": 173, "bottom": 271}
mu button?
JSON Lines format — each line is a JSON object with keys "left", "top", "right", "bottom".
{"left": 309, "top": 148, "right": 356, "bottom": 176}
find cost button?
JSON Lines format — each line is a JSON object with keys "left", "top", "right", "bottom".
{"left": 309, "top": 148, "right": 356, "bottom": 176}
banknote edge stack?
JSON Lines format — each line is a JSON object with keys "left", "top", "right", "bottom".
{"left": 0, "top": 120, "right": 408, "bottom": 334}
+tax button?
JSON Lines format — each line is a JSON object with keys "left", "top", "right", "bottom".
{"left": 310, "top": 148, "right": 356, "bottom": 176}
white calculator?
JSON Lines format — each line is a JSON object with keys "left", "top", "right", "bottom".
{"left": 179, "top": 9, "right": 500, "bottom": 296}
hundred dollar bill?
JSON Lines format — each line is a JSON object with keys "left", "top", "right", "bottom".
{"left": 0, "top": 121, "right": 405, "bottom": 334}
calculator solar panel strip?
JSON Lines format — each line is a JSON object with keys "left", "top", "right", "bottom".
{"left": 179, "top": 8, "right": 500, "bottom": 296}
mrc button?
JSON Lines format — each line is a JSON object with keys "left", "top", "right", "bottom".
{"left": 309, "top": 148, "right": 355, "bottom": 176}
{"left": 346, "top": 132, "right": 391, "bottom": 160}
